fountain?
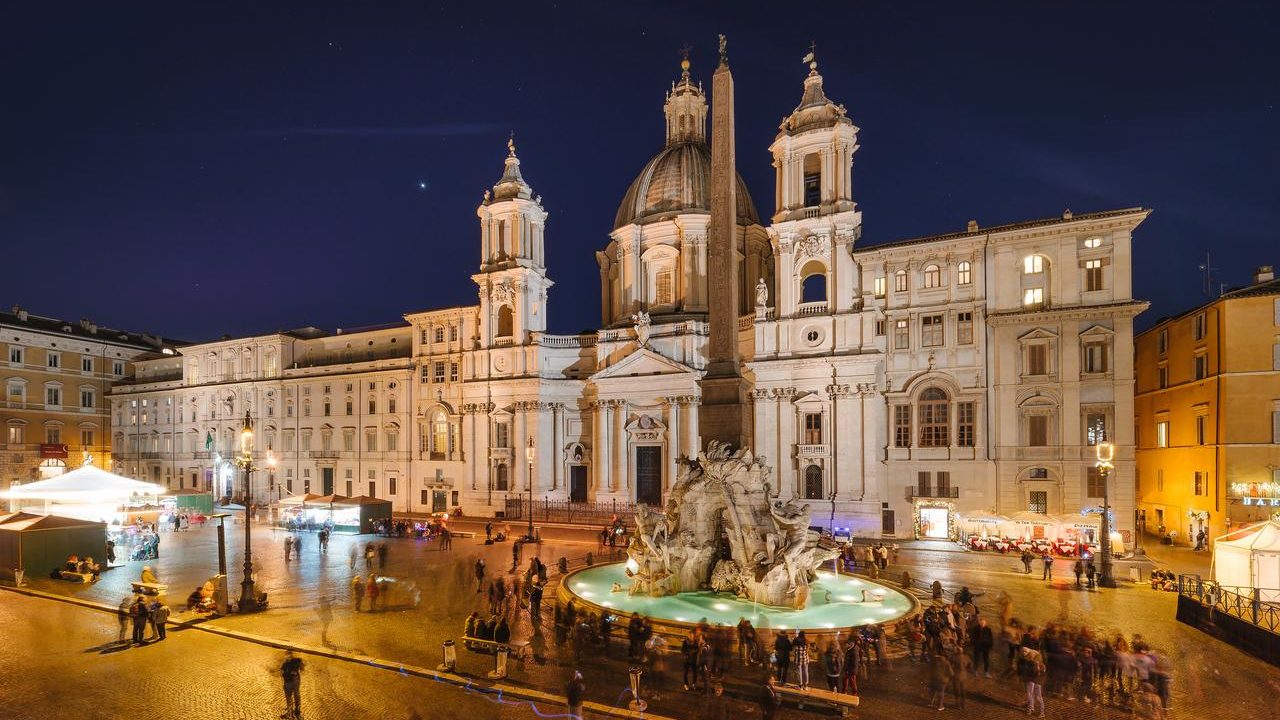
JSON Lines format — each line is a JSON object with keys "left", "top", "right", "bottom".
{"left": 559, "top": 442, "right": 916, "bottom": 635}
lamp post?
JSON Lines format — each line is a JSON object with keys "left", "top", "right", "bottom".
{"left": 1095, "top": 441, "right": 1117, "bottom": 588}
{"left": 525, "top": 437, "right": 536, "bottom": 542}
{"left": 234, "top": 410, "right": 277, "bottom": 612}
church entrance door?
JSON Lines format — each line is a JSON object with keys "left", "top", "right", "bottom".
{"left": 635, "top": 446, "right": 662, "bottom": 507}
{"left": 569, "top": 466, "right": 588, "bottom": 503}
{"left": 321, "top": 467, "right": 334, "bottom": 496}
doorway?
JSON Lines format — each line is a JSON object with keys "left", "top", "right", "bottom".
{"left": 882, "top": 508, "right": 896, "bottom": 536}
{"left": 635, "top": 446, "right": 662, "bottom": 507}
{"left": 569, "top": 465, "right": 588, "bottom": 503}
{"left": 321, "top": 467, "right": 334, "bottom": 495}
{"left": 804, "top": 465, "right": 823, "bottom": 500}
{"left": 918, "top": 506, "right": 950, "bottom": 539}
{"left": 432, "top": 490, "right": 447, "bottom": 513}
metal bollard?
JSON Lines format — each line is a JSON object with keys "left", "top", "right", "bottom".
{"left": 437, "top": 639, "right": 456, "bottom": 672}
{"left": 487, "top": 645, "right": 510, "bottom": 679}
{"left": 628, "top": 666, "right": 648, "bottom": 711}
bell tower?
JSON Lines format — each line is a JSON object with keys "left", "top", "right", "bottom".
{"left": 473, "top": 137, "right": 553, "bottom": 348}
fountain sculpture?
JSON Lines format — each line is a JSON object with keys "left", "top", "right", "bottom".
{"left": 626, "top": 441, "right": 838, "bottom": 609}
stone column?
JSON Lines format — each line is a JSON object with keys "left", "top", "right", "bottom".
{"left": 613, "top": 400, "right": 627, "bottom": 491}
{"left": 551, "top": 402, "right": 562, "bottom": 492}
{"left": 595, "top": 400, "right": 611, "bottom": 493}
{"left": 685, "top": 398, "right": 700, "bottom": 456}
{"left": 775, "top": 388, "right": 796, "bottom": 498}
{"left": 513, "top": 401, "right": 528, "bottom": 492}
{"left": 664, "top": 397, "right": 680, "bottom": 492}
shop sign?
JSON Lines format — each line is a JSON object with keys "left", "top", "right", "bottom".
{"left": 1242, "top": 497, "right": 1280, "bottom": 507}
{"left": 1230, "top": 482, "right": 1279, "bottom": 502}
{"left": 39, "top": 443, "right": 68, "bottom": 459}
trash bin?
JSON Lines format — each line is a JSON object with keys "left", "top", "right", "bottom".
{"left": 438, "top": 639, "right": 456, "bottom": 672}
{"left": 487, "top": 645, "right": 510, "bottom": 679}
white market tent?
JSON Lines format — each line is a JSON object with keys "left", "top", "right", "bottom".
{"left": 1213, "top": 520, "right": 1280, "bottom": 602}
{"left": 1, "top": 465, "right": 164, "bottom": 523}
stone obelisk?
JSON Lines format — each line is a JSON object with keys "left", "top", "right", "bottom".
{"left": 698, "top": 35, "right": 747, "bottom": 449}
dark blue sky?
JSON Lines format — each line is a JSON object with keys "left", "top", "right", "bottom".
{"left": 2, "top": 1, "right": 1276, "bottom": 341}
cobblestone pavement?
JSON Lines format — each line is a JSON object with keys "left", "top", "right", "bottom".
{"left": 0, "top": 591, "right": 553, "bottom": 720}
{"left": 20, "top": 521, "right": 1280, "bottom": 719}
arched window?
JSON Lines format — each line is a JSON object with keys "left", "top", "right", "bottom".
{"left": 922, "top": 264, "right": 941, "bottom": 289}
{"left": 894, "top": 269, "right": 908, "bottom": 292}
{"left": 431, "top": 410, "right": 448, "bottom": 459}
{"left": 495, "top": 463, "right": 509, "bottom": 491}
{"left": 918, "top": 387, "right": 950, "bottom": 447}
{"left": 496, "top": 305, "right": 514, "bottom": 338}
{"left": 804, "top": 465, "right": 824, "bottom": 500}
{"left": 957, "top": 261, "right": 972, "bottom": 285}
{"left": 800, "top": 261, "right": 827, "bottom": 304}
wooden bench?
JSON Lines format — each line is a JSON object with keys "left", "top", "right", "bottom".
{"left": 775, "top": 684, "right": 860, "bottom": 716}
{"left": 58, "top": 570, "right": 96, "bottom": 584}
{"left": 461, "top": 635, "right": 531, "bottom": 661}
{"left": 131, "top": 581, "right": 168, "bottom": 596}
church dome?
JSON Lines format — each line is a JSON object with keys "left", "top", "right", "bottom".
{"left": 613, "top": 141, "right": 760, "bottom": 230}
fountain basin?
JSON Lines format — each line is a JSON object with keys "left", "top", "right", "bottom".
{"left": 558, "top": 562, "right": 917, "bottom": 638}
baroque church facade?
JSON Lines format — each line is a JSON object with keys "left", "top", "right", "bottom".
{"left": 111, "top": 52, "right": 1146, "bottom": 540}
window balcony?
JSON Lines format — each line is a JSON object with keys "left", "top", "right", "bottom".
{"left": 905, "top": 486, "right": 960, "bottom": 500}
{"left": 795, "top": 444, "right": 829, "bottom": 458}
{"left": 309, "top": 450, "right": 340, "bottom": 459}
{"left": 489, "top": 447, "right": 512, "bottom": 460}
{"left": 139, "top": 452, "right": 163, "bottom": 459}
{"left": 796, "top": 301, "right": 828, "bottom": 317}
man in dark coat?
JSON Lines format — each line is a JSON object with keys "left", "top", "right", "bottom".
{"left": 972, "top": 618, "right": 995, "bottom": 677}
{"left": 129, "top": 596, "right": 149, "bottom": 645}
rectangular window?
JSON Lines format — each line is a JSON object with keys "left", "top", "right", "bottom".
{"left": 1023, "top": 255, "right": 1044, "bottom": 274}
{"left": 1158, "top": 365, "right": 1168, "bottom": 389}
{"left": 655, "top": 268, "right": 673, "bottom": 305}
{"left": 1193, "top": 471, "right": 1205, "bottom": 496}
{"left": 433, "top": 362, "right": 445, "bottom": 383}
{"left": 80, "top": 389, "right": 94, "bottom": 409}
{"left": 450, "top": 362, "right": 459, "bottom": 382}
{"left": 957, "top": 262, "right": 972, "bottom": 285}
{"left": 1194, "top": 354, "right": 1207, "bottom": 380}
{"left": 80, "top": 429, "right": 94, "bottom": 448}
{"left": 368, "top": 399, "right": 376, "bottom": 414}
{"left": 386, "top": 432, "right": 398, "bottom": 452}
{"left": 1082, "top": 342, "right": 1106, "bottom": 375}
{"left": 449, "top": 325, "right": 459, "bottom": 342}
{"left": 873, "top": 277, "right": 886, "bottom": 298}
{"left": 1026, "top": 344, "right": 1048, "bottom": 376}
{"left": 113, "top": 361, "right": 124, "bottom": 376}
{"left": 433, "top": 327, "right": 445, "bottom": 344}
{"left": 494, "top": 422, "right": 509, "bottom": 449}
{"left": 1193, "top": 313, "right": 1206, "bottom": 341}
{"left": 46, "top": 386, "right": 61, "bottom": 406}
{"left": 323, "top": 401, "right": 331, "bottom": 416}
{"left": 1028, "top": 491, "right": 1048, "bottom": 514}
{"left": 921, "top": 314, "right": 944, "bottom": 347}
{"left": 388, "top": 477, "right": 397, "bottom": 496}
{"left": 1023, "top": 287, "right": 1044, "bottom": 309}
{"left": 874, "top": 320, "right": 886, "bottom": 337}
{"left": 894, "top": 319, "right": 909, "bottom": 350}
{"left": 957, "top": 312, "right": 973, "bottom": 345}
{"left": 894, "top": 271, "right": 908, "bottom": 293}
{"left": 893, "top": 405, "right": 911, "bottom": 448}
{"left": 365, "top": 429, "right": 377, "bottom": 452}
{"left": 369, "top": 481, "right": 376, "bottom": 497}
{"left": 420, "top": 365, "right": 430, "bottom": 383}
{"left": 956, "top": 402, "right": 975, "bottom": 447}
{"left": 1087, "top": 466, "right": 1106, "bottom": 498}
{"left": 1196, "top": 415, "right": 1207, "bottom": 446}
{"left": 935, "top": 471, "right": 951, "bottom": 495}
{"left": 46, "top": 427, "right": 61, "bottom": 444}
{"left": 1157, "top": 329, "right": 1168, "bottom": 354}
{"left": 1085, "top": 412, "right": 1107, "bottom": 445}
{"left": 1084, "top": 259, "right": 1103, "bottom": 292}
{"left": 8, "top": 347, "right": 22, "bottom": 365}
{"left": 803, "top": 413, "right": 822, "bottom": 444}
{"left": 47, "top": 353, "right": 60, "bottom": 369}
{"left": 1156, "top": 420, "right": 1169, "bottom": 448}
{"left": 343, "top": 431, "right": 354, "bottom": 452}
{"left": 7, "top": 426, "right": 23, "bottom": 443}
{"left": 1028, "top": 415, "right": 1048, "bottom": 446}
{"left": 917, "top": 471, "right": 931, "bottom": 497}
{"left": 345, "top": 400, "right": 353, "bottom": 415}
{"left": 81, "top": 357, "right": 93, "bottom": 373}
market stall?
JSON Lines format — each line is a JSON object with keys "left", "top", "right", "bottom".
{"left": 332, "top": 495, "right": 391, "bottom": 534}
{"left": 1213, "top": 520, "right": 1280, "bottom": 602}
{"left": 1, "top": 463, "right": 165, "bottom": 525}
{"left": 0, "top": 512, "right": 108, "bottom": 583}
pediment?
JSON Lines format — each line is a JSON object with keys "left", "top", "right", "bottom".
{"left": 792, "top": 391, "right": 826, "bottom": 407}
{"left": 591, "top": 346, "right": 696, "bottom": 381}
{"left": 1018, "top": 327, "right": 1058, "bottom": 342}
{"left": 1079, "top": 324, "right": 1114, "bottom": 339}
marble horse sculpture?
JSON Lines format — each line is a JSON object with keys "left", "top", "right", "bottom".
{"left": 625, "top": 441, "right": 838, "bottom": 608}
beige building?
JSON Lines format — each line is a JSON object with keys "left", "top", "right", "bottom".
{"left": 2, "top": 306, "right": 164, "bottom": 489}
{"left": 1135, "top": 266, "right": 1280, "bottom": 546}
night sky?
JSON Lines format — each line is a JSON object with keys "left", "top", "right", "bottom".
{"left": 2, "top": 2, "right": 1276, "bottom": 342}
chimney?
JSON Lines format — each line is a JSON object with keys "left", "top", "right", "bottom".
{"left": 1254, "top": 265, "right": 1275, "bottom": 284}
{"left": 966, "top": 220, "right": 979, "bottom": 232}
{"left": 12, "top": 305, "right": 28, "bottom": 321}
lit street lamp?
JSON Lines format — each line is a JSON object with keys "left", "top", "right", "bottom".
{"left": 1095, "top": 441, "right": 1117, "bottom": 588}
{"left": 525, "top": 437, "right": 536, "bottom": 542}
{"left": 234, "top": 410, "right": 276, "bottom": 612}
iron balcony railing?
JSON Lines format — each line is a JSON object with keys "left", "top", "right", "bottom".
{"left": 905, "top": 486, "right": 961, "bottom": 500}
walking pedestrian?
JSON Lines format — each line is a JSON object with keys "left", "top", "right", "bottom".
{"left": 366, "top": 575, "right": 380, "bottom": 611}
{"left": 364, "top": 543, "right": 375, "bottom": 571}
{"left": 116, "top": 596, "right": 130, "bottom": 643}
{"left": 1086, "top": 561, "right": 1097, "bottom": 589}
{"left": 293, "top": 534, "right": 303, "bottom": 559}
{"left": 1019, "top": 648, "right": 1047, "bottom": 717}
{"left": 683, "top": 635, "right": 701, "bottom": 691}
{"left": 1021, "top": 549, "right": 1034, "bottom": 574}
{"left": 950, "top": 648, "right": 972, "bottom": 709}
{"left": 377, "top": 542, "right": 388, "bottom": 570}
{"left": 485, "top": 521, "right": 493, "bottom": 542}
{"left": 284, "top": 536, "right": 293, "bottom": 563}
{"left": 927, "top": 654, "right": 953, "bottom": 711}
{"left": 565, "top": 670, "right": 586, "bottom": 720}
{"left": 1042, "top": 553, "right": 1054, "bottom": 581}
{"left": 352, "top": 575, "right": 364, "bottom": 612}
{"left": 475, "top": 558, "right": 486, "bottom": 592}
{"left": 280, "top": 650, "right": 304, "bottom": 720}
{"left": 348, "top": 544, "right": 358, "bottom": 570}
{"left": 529, "top": 581, "right": 544, "bottom": 622}
{"left": 972, "top": 618, "right": 993, "bottom": 677}
{"left": 106, "top": 539, "right": 116, "bottom": 566}
{"left": 148, "top": 599, "right": 169, "bottom": 641}
{"left": 1074, "top": 559, "right": 1084, "bottom": 587}
{"left": 511, "top": 539, "right": 522, "bottom": 573}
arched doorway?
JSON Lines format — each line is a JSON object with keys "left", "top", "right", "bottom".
{"left": 804, "top": 465, "right": 823, "bottom": 500}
